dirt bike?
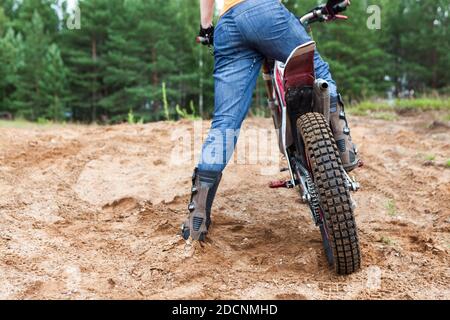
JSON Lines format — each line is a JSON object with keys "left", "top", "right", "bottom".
{"left": 199, "top": 0, "right": 361, "bottom": 275}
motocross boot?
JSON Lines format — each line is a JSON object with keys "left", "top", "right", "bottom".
{"left": 330, "top": 94, "right": 360, "bottom": 172}
{"left": 181, "top": 168, "right": 222, "bottom": 241}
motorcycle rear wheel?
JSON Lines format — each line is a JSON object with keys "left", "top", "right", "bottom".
{"left": 297, "top": 112, "right": 361, "bottom": 275}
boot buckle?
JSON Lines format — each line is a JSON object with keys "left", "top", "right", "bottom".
{"left": 343, "top": 127, "right": 350, "bottom": 135}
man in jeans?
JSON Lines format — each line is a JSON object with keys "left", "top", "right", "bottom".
{"left": 182, "top": 0, "right": 358, "bottom": 241}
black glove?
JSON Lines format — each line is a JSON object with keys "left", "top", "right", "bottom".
{"left": 325, "top": 0, "right": 350, "bottom": 17}
{"left": 199, "top": 24, "right": 214, "bottom": 46}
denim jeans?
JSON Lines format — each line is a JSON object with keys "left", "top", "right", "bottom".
{"left": 198, "top": 0, "right": 338, "bottom": 172}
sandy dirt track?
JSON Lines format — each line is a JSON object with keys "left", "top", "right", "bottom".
{"left": 0, "top": 112, "right": 449, "bottom": 300}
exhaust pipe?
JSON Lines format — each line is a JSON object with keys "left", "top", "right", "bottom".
{"left": 313, "top": 79, "right": 331, "bottom": 122}
{"left": 316, "top": 79, "right": 329, "bottom": 90}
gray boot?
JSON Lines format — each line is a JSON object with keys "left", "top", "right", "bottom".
{"left": 181, "top": 168, "right": 222, "bottom": 241}
{"left": 330, "top": 94, "right": 360, "bottom": 172}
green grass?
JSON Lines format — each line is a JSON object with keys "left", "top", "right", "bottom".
{"left": 347, "top": 101, "right": 391, "bottom": 116}
{"left": 446, "top": 160, "right": 450, "bottom": 168}
{"left": 425, "top": 154, "right": 436, "bottom": 161}
{"left": 0, "top": 119, "right": 66, "bottom": 129}
{"left": 0, "top": 119, "right": 42, "bottom": 128}
{"left": 396, "top": 98, "right": 450, "bottom": 111}
{"left": 348, "top": 98, "right": 450, "bottom": 116}
{"left": 127, "top": 109, "right": 136, "bottom": 124}
{"left": 372, "top": 112, "right": 398, "bottom": 121}
{"left": 386, "top": 199, "right": 398, "bottom": 217}
{"left": 380, "top": 236, "right": 395, "bottom": 246}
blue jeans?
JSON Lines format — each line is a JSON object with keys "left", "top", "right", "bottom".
{"left": 198, "top": 0, "right": 338, "bottom": 172}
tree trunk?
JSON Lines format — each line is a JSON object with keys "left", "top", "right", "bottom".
{"left": 431, "top": 49, "right": 438, "bottom": 89}
{"left": 91, "top": 36, "right": 97, "bottom": 122}
{"left": 152, "top": 48, "right": 158, "bottom": 87}
{"left": 152, "top": 47, "right": 160, "bottom": 119}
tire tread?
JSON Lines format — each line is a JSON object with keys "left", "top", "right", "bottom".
{"left": 297, "top": 113, "right": 361, "bottom": 274}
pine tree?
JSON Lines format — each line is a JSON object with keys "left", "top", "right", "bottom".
{"left": 0, "top": 7, "right": 8, "bottom": 36}
{"left": 100, "top": 0, "right": 148, "bottom": 121}
{"left": 0, "top": 28, "right": 24, "bottom": 113}
{"left": 172, "top": 0, "right": 215, "bottom": 118}
{"left": 10, "top": 0, "right": 60, "bottom": 38}
{"left": 60, "top": 0, "right": 111, "bottom": 122}
{"left": 1, "top": 0, "right": 448, "bottom": 122}
{"left": 384, "top": 0, "right": 449, "bottom": 93}
{"left": 39, "top": 44, "right": 69, "bottom": 121}
{"left": 132, "top": 0, "right": 179, "bottom": 121}
{"left": 11, "top": 11, "right": 51, "bottom": 119}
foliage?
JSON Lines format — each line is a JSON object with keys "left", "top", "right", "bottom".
{"left": 176, "top": 100, "right": 200, "bottom": 120}
{"left": 0, "top": 0, "right": 448, "bottom": 122}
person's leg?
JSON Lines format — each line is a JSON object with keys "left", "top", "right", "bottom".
{"left": 198, "top": 20, "right": 263, "bottom": 173}
{"left": 236, "top": 0, "right": 359, "bottom": 170}
{"left": 182, "top": 14, "right": 263, "bottom": 241}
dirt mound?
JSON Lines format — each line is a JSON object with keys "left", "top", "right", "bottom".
{"left": 0, "top": 114, "right": 449, "bottom": 299}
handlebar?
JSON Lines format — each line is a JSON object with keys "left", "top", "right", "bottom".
{"left": 300, "top": 0, "right": 351, "bottom": 25}
{"left": 196, "top": 36, "right": 211, "bottom": 46}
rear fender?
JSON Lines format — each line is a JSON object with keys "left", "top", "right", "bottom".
{"left": 284, "top": 41, "right": 316, "bottom": 89}
{"left": 284, "top": 41, "right": 316, "bottom": 161}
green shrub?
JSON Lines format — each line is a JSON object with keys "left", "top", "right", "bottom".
{"left": 348, "top": 98, "right": 450, "bottom": 116}
{"left": 373, "top": 112, "right": 398, "bottom": 121}
{"left": 127, "top": 109, "right": 136, "bottom": 124}
{"left": 37, "top": 117, "right": 50, "bottom": 125}
{"left": 162, "top": 82, "right": 170, "bottom": 121}
{"left": 176, "top": 100, "right": 200, "bottom": 120}
{"left": 386, "top": 199, "right": 398, "bottom": 217}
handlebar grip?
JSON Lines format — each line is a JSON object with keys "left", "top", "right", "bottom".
{"left": 196, "top": 36, "right": 210, "bottom": 45}
{"left": 334, "top": 2, "right": 349, "bottom": 13}
{"left": 323, "top": 0, "right": 350, "bottom": 15}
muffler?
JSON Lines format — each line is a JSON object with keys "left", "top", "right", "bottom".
{"left": 313, "top": 79, "right": 330, "bottom": 123}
